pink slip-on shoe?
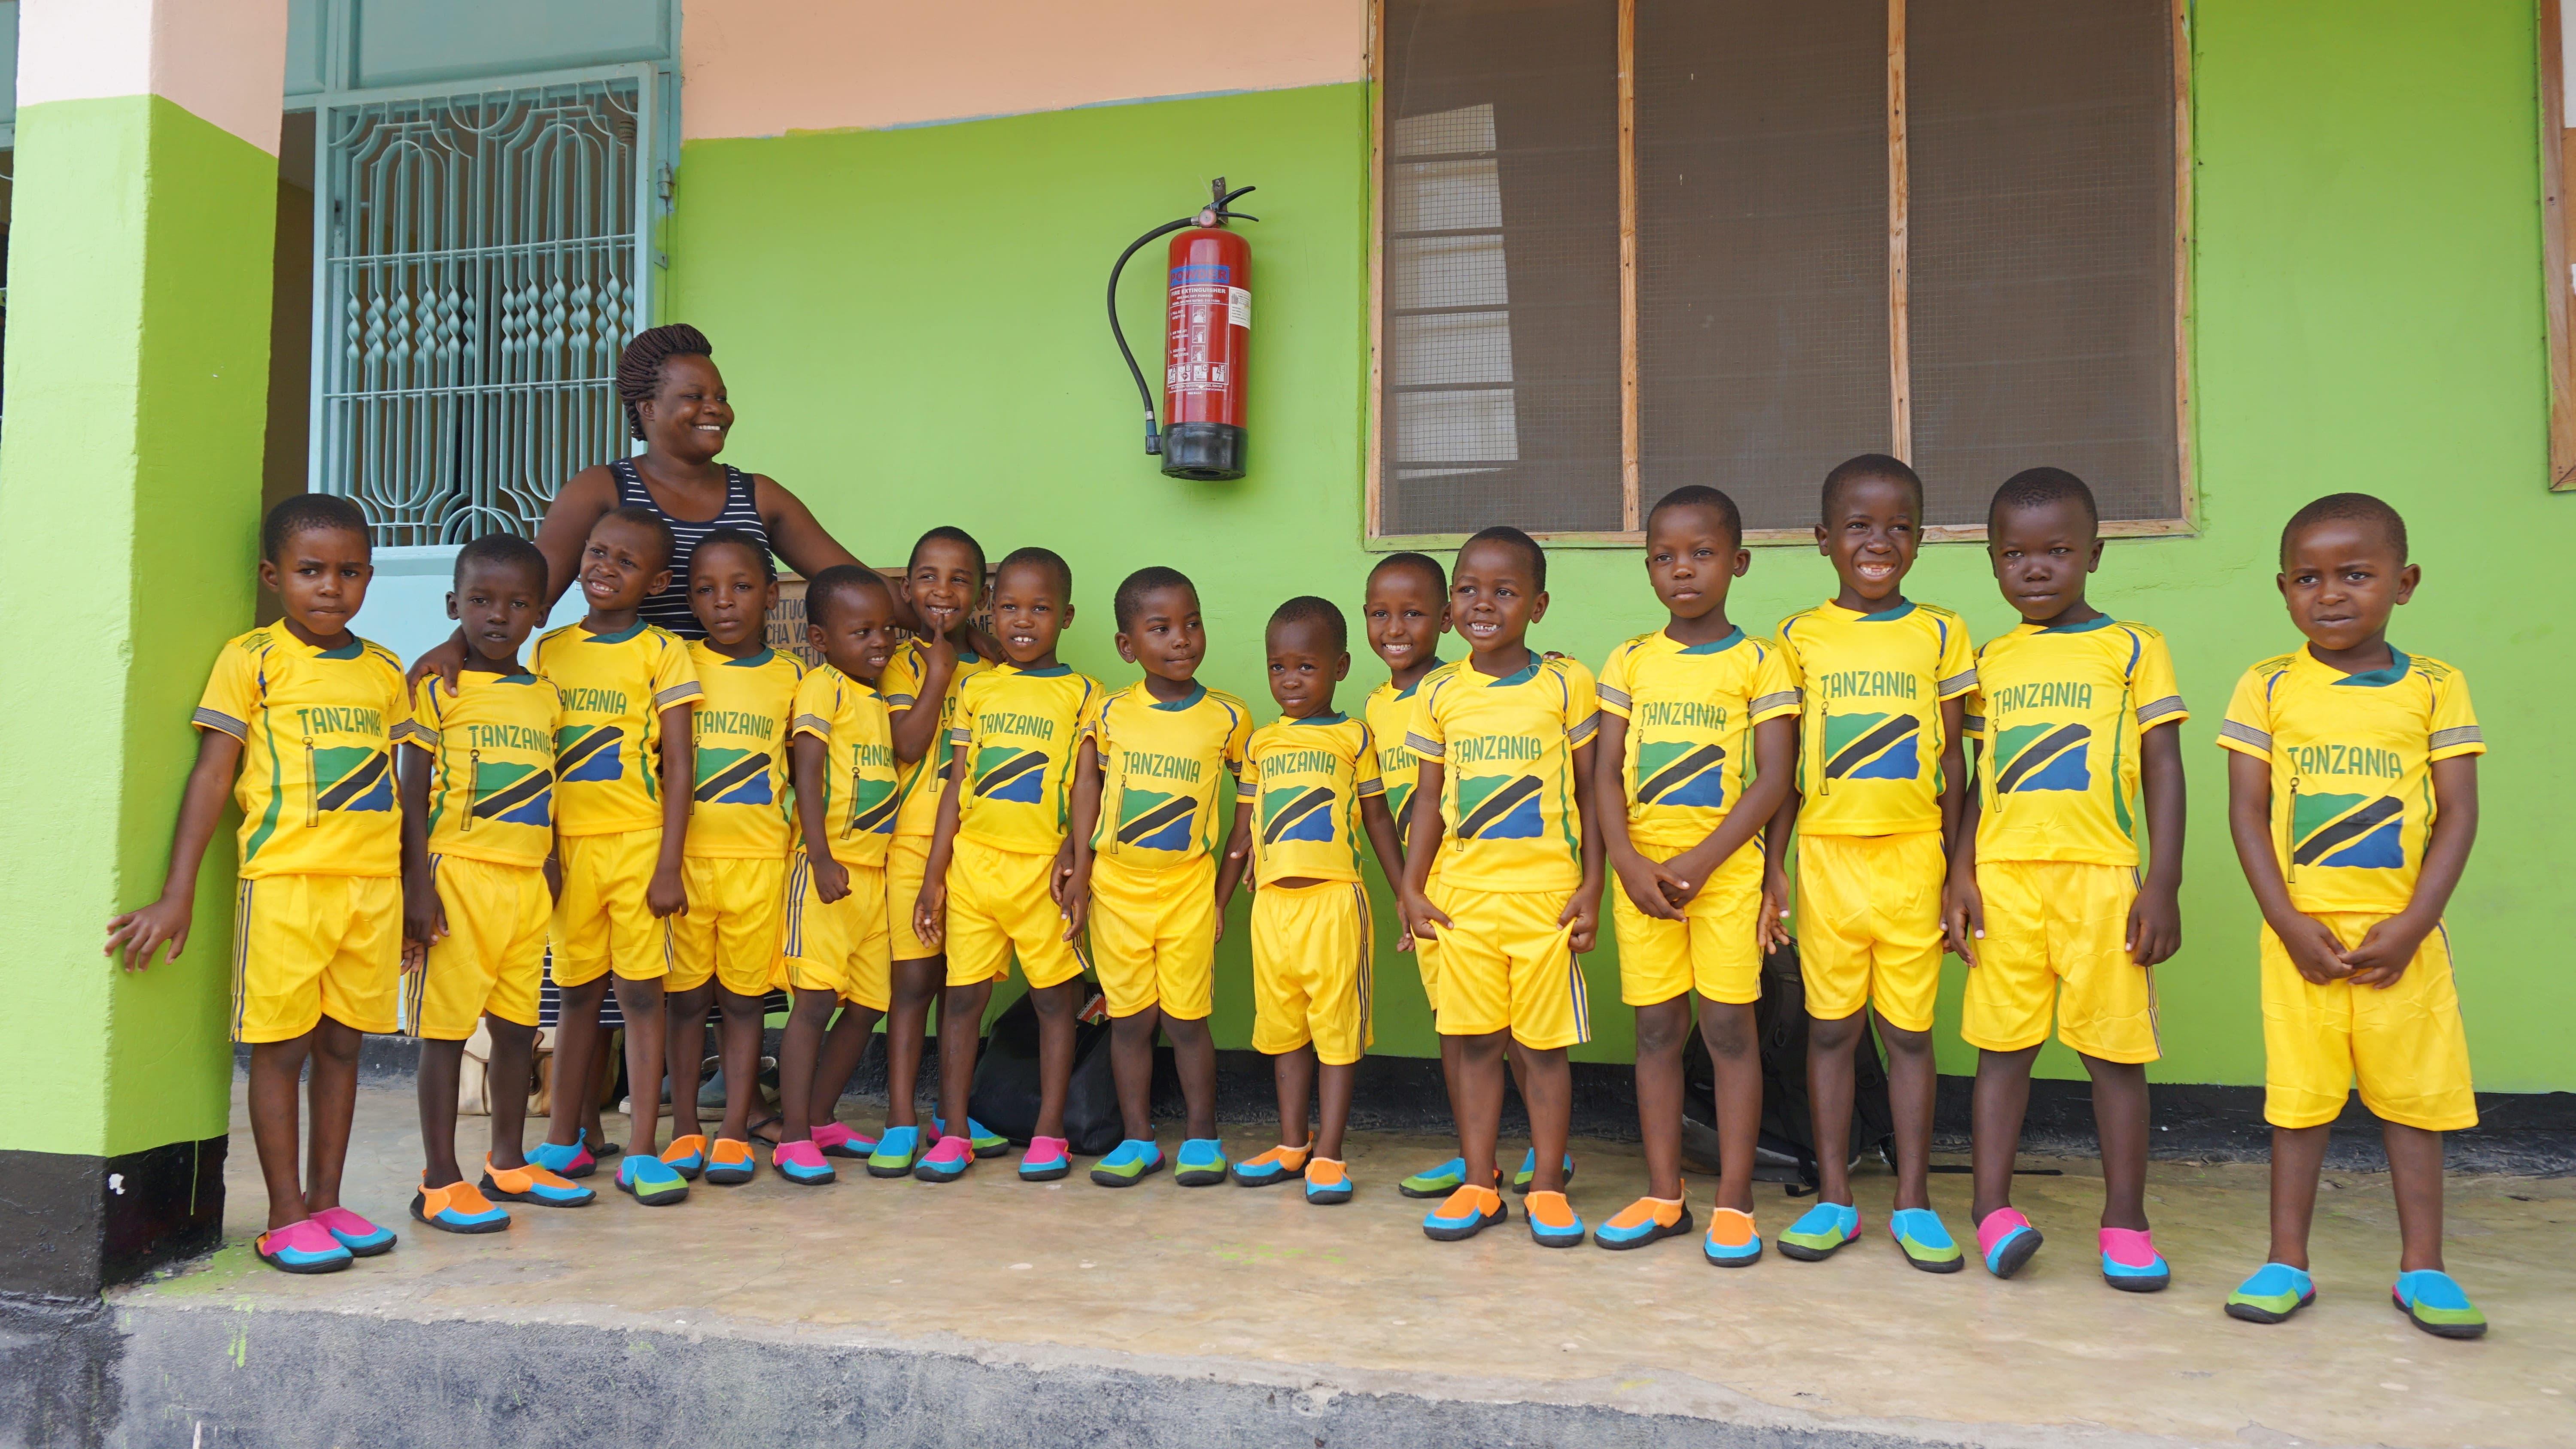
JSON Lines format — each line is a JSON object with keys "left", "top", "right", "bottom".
{"left": 913, "top": 1135, "right": 974, "bottom": 1183}
{"left": 2099, "top": 1228, "right": 2170, "bottom": 1292}
{"left": 1975, "top": 1207, "right": 2041, "bottom": 1279}
{"left": 1018, "top": 1136, "right": 1071, "bottom": 1181}
{"left": 812, "top": 1122, "right": 879, "bottom": 1159}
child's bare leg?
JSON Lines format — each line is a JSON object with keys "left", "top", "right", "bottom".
{"left": 613, "top": 975, "right": 668, "bottom": 1157}
{"left": 663, "top": 979, "right": 717, "bottom": 1141}
{"left": 1028, "top": 980, "right": 1080, "bottom": 1140}
{"left": 1273, "top": 1045, "right": 1316, "bottom": 1149}
{"left": 776, "top": 986, "right": 838, "bottom": 1142}
{"left": 249, "top": 1035, "right": 314, "bottom": 1229}
{"left": 1971, "top": 1045, "right": 2041, "bottom": 1222}
{"left": 712, "top": 986, "right": 766, "bottom": 1140}
{"left": 1315, "top": 1060, "right": 1356, "bottom": 1162}
{"left": 545, "top": 978, "right": 609, "bottom": 1147}
{"left": 1109, "top": 1004, "right": 1163, "bottom": 1140}
{"left": 1879, "top": 1015, "right": 1935, "bottom": 1212}
{"left": 1437, "top": 1032, "right": 1467, "bottom": 1135}
{"left": 1519, "top": 1043, "right": 1571, "bottom": 1194}
{"left": 884, "top": 959, "right": 940, "bottom": 1128}
{"left": 2384, "top": 1122, "right": 2447, "bottom": 1274}
{"left": 485, "top": 1018, "right": 538, "bottom": 1171}
{"left": 2082, "top": 1053, "right": 2152, "bottom": 1232}
{"left": 1699, "top": 999, "right": 1761, "bottom": 1216}
{"left": 1165, "top": 1013, "right": 1217, "bottom": 1140}
{"left": 1631, "top": 994, "right": 1692, "bottom": 1200}
{"left": 811, "top": 1001, "right": 882, "bottom": 1126}
{"left": 1452, "top": 1030, "right": 1508, "bottom": 1188}
{"left": 417, "top": 1037, "right": 467, "bottom": 1188}
{"left": 302, "top": 1016, "right": 364, "bottom": 1214}
{"left": 1807, "top": 1012, "right": 1863, "bottom": 1205}
{"left": 2264, "top": 1124, "right": 2330, "bottom": 1270}
{"left": 935, "top": 981, "right": 994, "bottom": 1135}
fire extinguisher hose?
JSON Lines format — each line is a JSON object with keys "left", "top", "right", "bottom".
{"left": 1108, "top": 182, "right": 1259, "bottom": 458}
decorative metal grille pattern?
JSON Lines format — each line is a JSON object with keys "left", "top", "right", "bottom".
{"left": 314, "top": 78, "right": 646, "bottom": 545}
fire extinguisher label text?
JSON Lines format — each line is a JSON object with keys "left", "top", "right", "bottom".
{"left": 1228, "top": 287, "right": 1251, "bottom": 330}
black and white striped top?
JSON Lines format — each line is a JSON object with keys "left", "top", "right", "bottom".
{"left": 611, "top": 457, "right": 771, "bottom": 640}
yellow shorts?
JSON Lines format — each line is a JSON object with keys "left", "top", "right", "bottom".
{"left": 1089, "top": 851, "right": 1215, "bottom": 1020}
{"left": 669, "top": 855, "right": 787, "bottom": 996}
{"left": 2261, "top": 914, "right": 2476, "bottom": 1132}
{"left": 550, "top": 828, "right": 672, "bottom": 987}
{"left": 1612, "top": 842, "right": 1764, "bottom": 1007}
{"left": 1251, "top": 879, "right": 1374, "bottom": 1065}
{"left": 943, "top": 835, "right": 1086, "bottom": 991}
{"left": 405, "top": 856, "right": 549, "bottom": 1040}
{"left": 231, "top": 874, "right": 400, "bottom": 1043}
{"left": 1427, "top": 881, "right": 1589, "bottom": 1049}
{"left": 1795, "top": 831, "right": 1944, "bottom": 1032}
{"left": 887, "top": 831, "right": 941, "bottom": 962}
{"left": 784, "top": 853, "right": 891, "bottom": 1009}
{"left": 1959, "top": 860, "right": 2158, "bottom": 1063}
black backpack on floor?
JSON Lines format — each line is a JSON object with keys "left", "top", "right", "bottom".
{"left": 1681, "top": 938, "right": 1895, "bottom": 1188}
{"left": 967, "top": 988, "right": 1123, "bottom": 1156}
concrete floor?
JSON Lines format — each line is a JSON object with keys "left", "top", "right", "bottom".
{"left": 118, "top": 1081, "right": 2576, "bottom": 1448}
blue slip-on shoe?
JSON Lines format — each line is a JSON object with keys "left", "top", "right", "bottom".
{"left": 1400, "top": 1156, "right": 1468, "bottom": 1199}
{"left": 1510, "top": 1149, "right": 1575, "bottom": 1194}
{"left": 615, "top": 1153, "right": 691, "bottom": 1207}
{"left": 867, "top": 1125, "right": 923, "bottom": 1178}
{"left": 2391, "top": 1269, "right": 2487, "bottom": 1339}
{"left": 527, "top": 1131, "right": 595, "bottom": 1180}
{"left": 933, "top": 1117, "right": 1011, "bottom": 1159}
{"left": 1889, "top": 1208, "right": 1965, "bottom": 1273}
{"left": 1091, "top": 1139, "right": 1165, "bottom": 1187}
{"left": 1777, "top": 1201, "right": 1861, "bottom": 1261}
{"left": 2224, "top": 1262, "right": 2315, "bottom": 1324}
{"left": 1175, "top": 1138, "right": 1229, "bottom": 1188}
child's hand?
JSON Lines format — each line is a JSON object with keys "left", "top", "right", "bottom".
{"left": 1403, "top": 889, "right": 1452, "bottom": 944}
{"left": 647, "top": 863, "right": 688, "bottom": 919}
{"left": 1049, "top": 840, "right": 1077, "bottom": 906}
{"left": 1610, "top": 849, "right": 1688, "bottom": 921}
{"left": 813, "top": 855, "right": 851, "bottom": 905}
{"left": 2275, "top": 912, "right": 2349, "bottom": 985}
{"left": 402, "top": 937, "right": 428, "bottom": 975}
{"left": 544, "top": 855, "right": 563, "bottom": 902}
{"left": 1758, "top": 865, "right": 1794, "bottom": 953}
{"left": 104, "top": 895, "right": 193, "bottom": 973}
{"left": 2126, "top": 882, "right": 2181, "bottom": 969}
{"left": 1559, "top": 889, "right": 1600, "bottom": 955}
{"left": 403, "top": 884, "right": 449, "bottom": 953}
{"left": 913, "top": 882, "right": 947, "bottom": 947}
{"left": 1943, "top": 873, "right": 1985, "bottom": 967}
{"left": 2341, "top": 913, "right": 2430, "bottom": 988}
{"left": 1060, "top": 865, "right": 1093, "bottom": 942}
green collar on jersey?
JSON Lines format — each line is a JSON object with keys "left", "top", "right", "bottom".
{"left": 2038, "top": 613, "right": 2114, "bottom": 634}
{"left": 1291, "top": 710, "right": 1349, "bottom": 726}
{"left": 1677, "top": 626, "right": 1746, "bottom": 655}
{"left": 2331, "top": 648, "right": 2411, "bottom": 687}
{"left": 1857, "top": 600, "right": 1915, "bottom": 622}
{"left": 1012, "top": 662, "right": 1073, "bottom": 677}
{"left": 582, "top": 621, "right": 647, "bottom": 645}
{"left": 720, "top": 648, "right": 776, "bottom": 668}
{"left": 1147, "top": 680, "right": 1206, "bottom": 711}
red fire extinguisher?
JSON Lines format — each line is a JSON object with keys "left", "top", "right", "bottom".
{"left": 1109, "top": 178, "right": 1258, "bottom": 480}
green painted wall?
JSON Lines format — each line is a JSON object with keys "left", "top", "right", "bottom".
{"left": 669, "top": 0, "right": 2573, "bottom": 1090}
{"left": 0, "top": 95, "right": 278, "bottom": 1157}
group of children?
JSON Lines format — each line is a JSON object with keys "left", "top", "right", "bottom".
{"left": 103, "top": 451, "right": 2490, "bottom": 1342}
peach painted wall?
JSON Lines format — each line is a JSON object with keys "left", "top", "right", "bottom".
{"left": 679, "top": 0, "right": 1367, "bottom": 138}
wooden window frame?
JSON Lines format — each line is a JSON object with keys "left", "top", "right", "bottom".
{"left": 1364, "top": 0, "right": 2201, "bottom": 547}
{"left": 2542, "top": 0, "right": 2576, "bottom": 489}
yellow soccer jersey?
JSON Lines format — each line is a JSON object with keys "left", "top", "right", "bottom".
{"left": 2218, "top": 647, "right": 2483, "bottom": 915}
{"left": 1598, "top": 627, "right": 1801, "bottom": 852}
{"left": 1091, "top": 680, "right": 1253, "bottom": 867}
{"left": 400, "top": 671, "right": 562, "bottom": 868}
{"left": 1241, "top": 713, "right": 1384, "bottom": 884}
{"left": 1406, "top": 654, "right": 1599, "bottom": 894}
{"left": 881, "top": 638, "right": 995, "bottom": 838}
{"left": 1967, "top": 618, "right": 2187, "bottom": 867}
{"left": 686, "top": 641, "right": 805, "bottom": 859}
{"left": 531, "top": 620, "right": 702, "bottom": 837}
{"left": 1774, "top": 600, "right": 1976, "bottom": 837}
{"left": 193, "top": 627, "right": 410, "bottom": 879}
{"left": 792, "top": 664, "right": 900, "bottom": 868}
{"left": 1364, "top": 671, "right": 1441, "bottom": 856}
{"left": 948, "top": 663, "right": 1104, "bottom": 855}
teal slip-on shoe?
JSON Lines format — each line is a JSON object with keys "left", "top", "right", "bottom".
{"left": 1091, "top": 1139, "right": 1165, "bottom": 1188}
{"left": 1889, "top": 1208, "right": 1965, "bottom": 1273}
{"left": 1510, "top": 1149, "right": 1575, "bottom": 1194}
{"left": 1400, "top": 1156, "right": 1467, "bottom": 1199}
{"left": 2391, "top": 1270, "right": 2487, "bottom": 1340}
{"left": 1175, "top": 1139, "right": 1229, "bottom": 1187}
{"left": 615, "top": 1154, "right": 691, "bottom": 1207}
{"left": 933, "top": 1117, "right": 1011, "bottom": 1159}
{"left": 1423, "top": 1187, "right": 1508, "bottom": 1242}
{"left": 2224, "top": 1263, "right": 2315, "bottom": 1324}
{"left": 867, "top": 1125, "right": 923, "bottom": 1178}
{"left": 1777, "top": 1201, "right": 1861, "bottom": 1261}
{"left": 528, "top": 1132, "right": 595, "bottom": 1180}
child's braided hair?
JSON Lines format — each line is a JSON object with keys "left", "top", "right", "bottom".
{"left": 617, "top": 323, "right": 715, "bottom": 441}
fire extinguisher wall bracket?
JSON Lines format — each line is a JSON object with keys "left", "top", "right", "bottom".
{"left": 1108, "top": 179, "right": 1258, "bottom": 482}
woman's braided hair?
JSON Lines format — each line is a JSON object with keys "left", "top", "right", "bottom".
{"left": 617, "top": 323, "right": 715, "bottom": 441}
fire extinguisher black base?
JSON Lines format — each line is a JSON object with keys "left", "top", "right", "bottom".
{"left": 1159, "top": 423, "right": 1246, "bottom": 481}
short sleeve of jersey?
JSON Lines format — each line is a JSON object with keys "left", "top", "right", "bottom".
{"left": 1595, "top": 641, "right": 1637, "bottom": 719}
{"left": 193, "top": 640, "right": 259, "bottom": 740}
{"left": 947, "top": 679, "right": 979, "bottom": 749}
{"left": 402, "top": 676, "right": 447, "bottom": 749}
{"left": 1935, "top": 616, "right": 1978, "bottom": 700}
{"left": 2218, "top": 664, "right": 2277, "bottom": 759}
{"left": 1771, "top": 616, "right": 1810, "bottom": 693}
{"left": 2427, "top": 667, "right": 2485, "bottom": 761}
{"left": 1559, "top": 658, "right": 1601, "bottom": 746}
{"left": 1236, "top": 746, "right": 1261, "bottom": 800}
{"left": 880, "top": 644, "right": 923, "bottom": 712}
{"left": 792, "top": 667, "right": 838, "bottom": 742}
{"left": 1355, "top": 725, "right": 1385, "bottom": 795}
{"left": 2129, "top": 629, "right": 2188, "bottom": 733}
{"left": 1405, "top": 675, "right": 1447, "bottom": 760}
{"left": 1224, "top": 703, "right": 1253, "bottom": 776}
{"left": 651, "top": 634, "right": 703, "bottom": 712}
{"left": 1749, "top": 645, "right": 1800, "bottom": 725}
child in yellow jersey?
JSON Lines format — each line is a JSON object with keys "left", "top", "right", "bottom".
{"left": 1078, "top": 568, "right": 1252, "bottom": 1189}
{"left": 1767, "top": 455, "right": 1973, "bottom": 1272}
{"left": 660, "top": 529, "right": 804, "bottom": 1188}
{"left": 395, "top": 535, "right": 595, "bottom": 1234}
{"left": 109, "top": 496, "right": 410, "bottom": 1274}
{"left": 526, "top": 506, "right": 702, "bottom": 1207}
{"left": 1218, "top": 597, "right": 1405, "bottom": 1205}
{"left": 774, "top": 567, "right": 905, "bottom": 1186}
{"left": 1594, "top": 487, "right": 1800, "bottom": 1262}
{"left": 1397, "top": 527, "right": 1604, "bottom": 1249}
{"left": 1943, "top": 470, "right": 2186, "bottom": 1291}
{"left": 914, "top": 546, "right": 1103, "bottom": 1184}
{"left": 2217, "top": 494, "right": 2487, "bottom": 1340}
{"left": 866, "top": 526, "right": 996, "bottom": 1176}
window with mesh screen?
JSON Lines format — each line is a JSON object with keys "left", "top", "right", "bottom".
{"left": 1376, "top": 0, "right": 2182, "bottom": 539}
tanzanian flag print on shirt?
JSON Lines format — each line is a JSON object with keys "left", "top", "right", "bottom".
{"left": 194, "top": 627, "right": 410, "bottom": 879}
{"left": 398, "top": 671, "right": 562, "bottom": 868}
{"left": 880, "top": 638, "right": 993, "bottom": 838}
{"left": 1364, "top": 673, "right": 1437, "bottom": 856}
{"left": 949, "top": 663, "right": 1103, "bottom": 855}
{"left": 1967, "top": 618, "right": 2187, "bottom": 867}
{"left": 1597, "top": 628, "right": 1800, "bottom": 851}
{"left": 2218, "top": 647, "right": 2482, "bottom": 915}
{"left": 791, "top": 664, "right": 899, "bottom": 868}
{"left": 1774, "top": 600, "right": 1976, "bottom": 837}
{"left": 1091, "top": 680, "right": 1252, "bottom": 866}
{"left": 531, "top": 620, "right": 701, "bottom": 836}
{"left": 1406, "top": 655, "right": 1599, "bottom": 894}
{"left": 686, "top": 641, "right": 805, "bottom": 858}
{"left": 1241, "top": 713, "right": 1384, "bottom": 884}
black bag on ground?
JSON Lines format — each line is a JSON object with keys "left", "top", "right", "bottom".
{"left": 1680, "top": 938, "right": 1895, "bottom": 1188}
{"left": 967, "top": 989, "right": 1122, "bottom": 1156}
